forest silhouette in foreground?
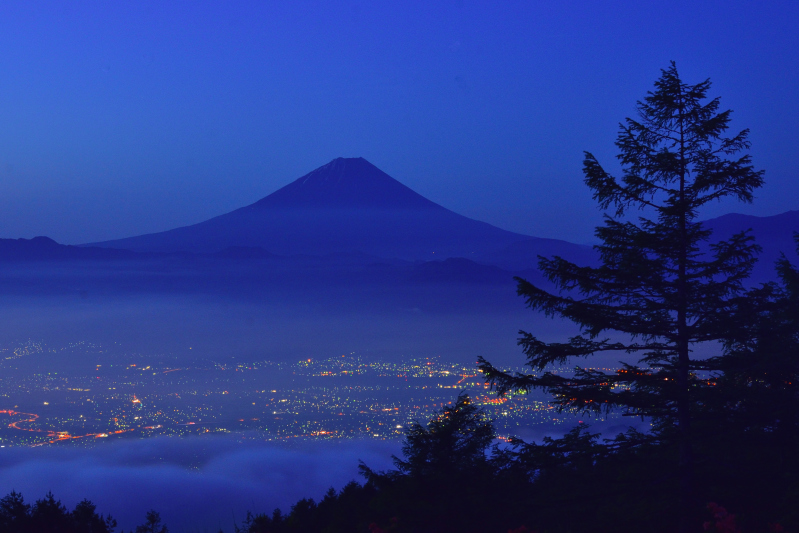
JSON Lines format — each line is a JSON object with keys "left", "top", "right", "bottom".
{"left": 3, "top": 63, "right": 798, "bottom": 533}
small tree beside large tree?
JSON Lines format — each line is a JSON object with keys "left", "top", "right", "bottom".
{"left": 478, "top": 62, "right": 765, "bottom": 527}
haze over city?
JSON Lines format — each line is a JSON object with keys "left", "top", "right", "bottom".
{"left": 1, "top": 2, "right": 798, "bottom": 532}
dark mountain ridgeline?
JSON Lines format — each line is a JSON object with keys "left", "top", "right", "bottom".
{"left": 0, "top": 236, "right": 136, "bottom": 261}
{"left": 474, "top": 236, "right": 600, "bottom": 271}
{"left": 703, "top": 210, "right": 799, "bottom": 282}
{"left": 87, "top": 158, "right": 537, "bottom": 260}
{"left": 1, "top": 159, "right": 796, "bottom": 285}
{"left": 409, "top": 257, "right": 516, "bottom": 285}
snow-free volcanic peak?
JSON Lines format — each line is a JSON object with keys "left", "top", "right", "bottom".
{"left": 253, "top": 157, "right": 440, "bottom": 210}
{"left": 89, "top": 158, "right": 535, "bottom": 260}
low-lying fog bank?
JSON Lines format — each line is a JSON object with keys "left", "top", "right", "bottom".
{"left": 0, "top": 435, "right": 400, "bottom": 532}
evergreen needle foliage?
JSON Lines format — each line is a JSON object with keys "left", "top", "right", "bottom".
{"left": 477, "top": 62, "right": 767, "bottom": 524}
{"left": 213, "top": 65, "right": 799, "bottom": 532}
{"left": 0, "top": 491, "right": 117, "bottom": 533}
{"left": 4, "top": 64, "right": 797, "bottom": 533}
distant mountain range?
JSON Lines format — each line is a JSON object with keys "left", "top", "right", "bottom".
{"left": 0, "top": 236, "right": 136, "bottom": 261}
{"left": 703, "top": 210, "right": 799, "bottom": 281}
{"left": 87, "top": 157, "right": 542, "bottom": 261}
{"left": 1, "top": 158, "right": 797, "bottom": 285}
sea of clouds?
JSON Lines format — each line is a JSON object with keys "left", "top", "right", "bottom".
{"left": 0, "top": 436, "right": 400, "bottom": 532}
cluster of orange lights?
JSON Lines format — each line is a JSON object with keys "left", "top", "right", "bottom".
{"left": 1, "top": 409, "right": 132, "bottom": 446}
{"left": 475, "top": 396, "right": 507, "bottom": 405}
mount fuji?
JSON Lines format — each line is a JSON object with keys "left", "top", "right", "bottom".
{"left": 89, "top": 157, "right": 579, "bottom": 262}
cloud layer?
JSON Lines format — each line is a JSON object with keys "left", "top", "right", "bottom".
{"left": 0, "top": 436, "right": 400, "bottom": 532}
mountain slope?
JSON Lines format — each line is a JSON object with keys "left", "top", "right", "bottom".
{"left": 0, "top": 236, "right": 137, "bottom": 261}
{"left": 703, "top": 210, "right": 799, "bottom": 282}
{"left": 89, "top": 158, "right": 537, "bottom": 260}
{"left": 85, "top": 157, "right": 799, "bottom": 275}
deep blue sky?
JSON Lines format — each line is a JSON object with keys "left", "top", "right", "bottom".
{"left": 0, "top": 1, "right": 796, "bottom": 245}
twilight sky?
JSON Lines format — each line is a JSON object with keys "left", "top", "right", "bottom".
{"left": 0, "top": 1, "right": 796, "bottom": 245}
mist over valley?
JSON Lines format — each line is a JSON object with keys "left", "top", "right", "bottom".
{"left": 2, "top": 155, "right": 797, "bottom": 532}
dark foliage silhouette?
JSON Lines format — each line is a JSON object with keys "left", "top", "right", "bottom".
{"left": 234, "top": 394, "right": 534, "bottom": 533}
{"left": 0, "top": 491, "right": 116, "bottom": 533}
{"left": 4, "top": 65, "right": 798, "bottom": 533}
{"left": 134, "top": 510, "right": 168, "bottom": 533}
{"left": 477, "top": 62, "right": 771, "bottom": 529}
{"left": 206, "top": 64, "right": 799, "bottom": 533}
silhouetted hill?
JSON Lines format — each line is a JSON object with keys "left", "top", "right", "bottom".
{"left": 703, "top": 210, "right": 799, "bottom": 283}
{"left": 410, "top": 257, "right": 515, "bottom": 284}
{"left": 480, "top": 212, "right": 799, "bottom": 281}
{"left": 474, "top": 236, "right": 598, "bottom": 271}
{"left": 11, "top": 159, "right": 799, "bottom": 286}
{"left": 0, "top": 236, "right": 136, "bottom": 261}
{"left": 88, "top": 158, "right": 545, "bottom": 261}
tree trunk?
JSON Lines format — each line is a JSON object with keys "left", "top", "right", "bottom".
{"left": 677, "top": 105, "right": 694, "bottom": 533}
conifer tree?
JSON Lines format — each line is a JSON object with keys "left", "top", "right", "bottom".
{"left": 711, "top": 237, "right": 799, "bottom": 439}
{"left": 478, "top": 62, "right": 764, "bottom": 525}
{"left": 391, "top": 392, "right": 494, "bottom": 478}
{"left": 135, "top": 510, "right": 168, "bottom": 533}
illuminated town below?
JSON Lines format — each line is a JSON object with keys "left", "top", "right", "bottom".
{"left": 0, "top": 340, "right": 633, "bottom": 448}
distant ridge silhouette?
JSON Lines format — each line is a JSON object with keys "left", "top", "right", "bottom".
{"left": 0, "top": 236, "right": 135, "bottom": 261}
{"left": 85, "top": 157, "right": 798, "bottom": 273}
{"left": 88, "top": 157, "right": 543, "bottom": 260}
{"left": 7, "top": 158, "right": 797, "bottom": 281}
{"left": 703, "top": 210, "right": 799, "bottom": 282}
